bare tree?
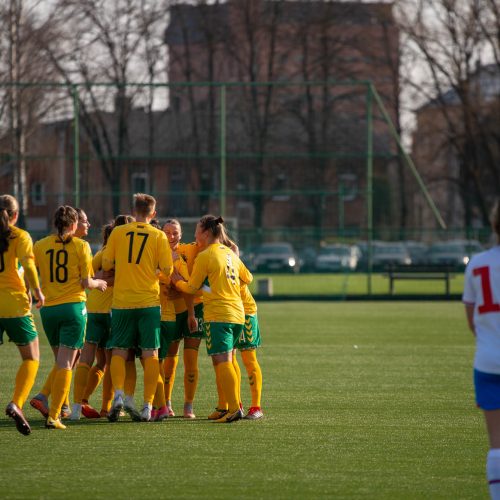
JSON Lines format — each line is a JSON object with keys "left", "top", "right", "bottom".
{"left": 0, "top": 0, "right": 63, "bottom": 227}
{"left": 42, "top": 0, "right": 170, "bottom": 216}
{"left": 398, "top": 0, "right": 500, "bottom": 230}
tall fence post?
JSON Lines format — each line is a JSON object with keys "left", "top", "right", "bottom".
{"left": 72, "top": 84, "right": 80, "bottom": 207}
{"left": 220, "top": 84, "right": 227, "bottom": 217}
{"left": 366, "top": 83, "right": 374, "bottom": 295}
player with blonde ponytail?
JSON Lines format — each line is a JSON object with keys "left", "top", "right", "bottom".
{"left": 0, "top": 195, "right": 44, "bottom": 435}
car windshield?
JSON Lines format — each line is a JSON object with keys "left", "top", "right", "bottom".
{"left": 374, "top": 245, "right": 404, "bottom": 255}
{"left": 319, "top": 247, "right": 349, "bottom": 256}
{"left": 430, "top": 242, "right": 465, "bottom": 253}
{"left": 258, "top": 245, "right": 291, "bottom": 254}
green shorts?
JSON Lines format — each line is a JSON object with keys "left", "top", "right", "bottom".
{"left": 86, "top": 312, "right": 111, "bottom": 348}
{"left": 109, "top": 306, "right": 160, "bottom": 351}
{"left": 40, "top": 302, "right": 87, "bottom": 350}
{"left": 159, "top": 321, "right": 177, "bottom": 360}
{"left": 0, "top": 315, "right": 38, "bottom": 346}
{"left": 235, "top": 314, "right": 262, "bottom": 351}
{"left": 176, "top": 303, "right": 205, "bottom": 340}
{"left": 204, "top": 322, "right": 243, "bottom": 356}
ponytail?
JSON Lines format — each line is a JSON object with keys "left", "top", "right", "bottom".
{"left": 53, "top": 205, "right": 78, "bottom": 244}
{"left": 0, "top": 195, "right": 19, "bottom": 253}
{"left": 199, "top": 215, "right": 226, "bottom": 238}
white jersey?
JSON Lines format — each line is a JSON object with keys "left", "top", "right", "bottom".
{"left": 463, "top": 245, "right": 500, "bottom": 374}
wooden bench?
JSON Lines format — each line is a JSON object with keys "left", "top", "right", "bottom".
{"left": 385, "top": 264, "right": 456, "bottom": 295}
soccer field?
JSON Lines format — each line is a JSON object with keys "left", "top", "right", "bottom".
{"left": 0, "top": 302, "right": 486, "bottom": 499}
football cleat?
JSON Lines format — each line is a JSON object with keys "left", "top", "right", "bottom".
{"left": 6, "top": 402, "right": 31, "bottom": 435}
{"left": 99, "top": 409, "right": 109, "bottom": 419}
{"left": 156, "top": 406, "right": 169, "bottom": 421}
{"left": 60, "top": 404, "right": 72, "bottom": 419}
{"left": 30, "top": 395, "right": 49, "bottom": 418}
{"left": 151, "top": 408, "right": 159, "bottom": 421}
{"left": 214, "top": 408, "right": 243, "bottom": 423}
{"left": 45, "top": 416, "right": 67, "bottom": 430}
{"left": 140, "top": 404, "right": 152, "bottom": 422}
{"left": 207, "top": 408, "right": 228, "bottom": 420}
{"left": 107, "top": 394, "right": 124, "bottom": 422}
{"left": 124, "top": 399, "right": 142, "bottom": 422}
{"left": 81, "top": 403, "right": 101, "bottom": 419}
{"left": 244, "top": 407, "right": 264, "bottom": 420}
{"left": 69, "top": 403, "right": 82, "bottom": 421}
{"left": 183, "top": 403, "right": 196, "bottom": 419}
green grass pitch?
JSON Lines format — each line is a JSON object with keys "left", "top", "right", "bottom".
{"left": 0, "top": 302, "right": 486, "bottom": 498}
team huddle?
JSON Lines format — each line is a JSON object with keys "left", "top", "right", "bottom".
{"left": 0, "top": 193, "right": 263, "bottom": 435}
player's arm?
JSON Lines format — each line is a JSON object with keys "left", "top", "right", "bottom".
{"left": 18, "top": 233, "right": 44, "bottom": 308}
{"left": 101, "top": 231, "right": 116, "bottom": 271}
{"left": 238, "top": 259, "right": 253, "bottom": 285}
{"left": 464, "top": 303, "right": 475, "bottom": 336}
{"left": 158, "top": 232, "right": 173, "bottom": 278}
{"left": 80, "top": 242, "right": 107, "bottom": 292}
{"left": 172, "top": 252, "right": 208, "bottom": 294}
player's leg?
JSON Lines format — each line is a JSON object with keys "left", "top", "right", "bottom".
{"left": 183, "top": 302, "right": 204, "bottom": 418}
{"left": 238, "top": 314, "right": 263, "bottom": 419}
{"left": 183, "top": 338, "right": 201, "bottom": 419}
{"left": 71, "top": 341, "right": 96, "bottom": 419}
{"left": 46, "top": 303, "right": 87, "bottom": 430}
{"left": 138, "top": 306, "right": 161, "bottom": 421}
{"left": 4, "top": 316, "right": 39, "bottom": 435}
{"left": 164, "top": 342, "right": 180, "bottom": 416}
{"left": 209, "top": 323, "right": 243, "bottom": 423}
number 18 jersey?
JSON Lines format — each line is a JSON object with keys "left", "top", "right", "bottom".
{"left": 33, "top": 235, "right": 93, "bottom": 307}
{"left": 463, "top": 245, "right": 500, "bottom": 374}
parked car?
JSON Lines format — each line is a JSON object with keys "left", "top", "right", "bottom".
{"left": 252, "top": 242, "right": 300, "bottom": 273}
{"left": 298, "top": 246, "right": 317, "bottom": 272}
{"left": 371, "top": 242, "right": 412, "bottom": 270}
{"left": 403, "top": 241, "right": 429, "bottom": 265}
{"left": 315, "top": 244, "right": 359, "bottom": 272}
{"left": 428, "top": 239, "right": 483, "bottom": 269}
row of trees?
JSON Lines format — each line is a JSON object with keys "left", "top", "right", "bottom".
{"left": 0, "top": 0, "right": 499, "bottom": 231}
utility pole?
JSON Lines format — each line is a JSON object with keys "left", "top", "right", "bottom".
{"left": 8, "top": 0, "right": 27, "bottom": 227}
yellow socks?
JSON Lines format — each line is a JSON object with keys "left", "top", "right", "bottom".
{"left": 143, "top": 357, "right": 160, "bottom": 405}
{"left": 124, "top": 360, "right": 137, "bottom": 397}
{"left": 82, "top": 366, "right": 104, "bottom": 402}
{"left": 232, "top": 354, "right": 242, "bottom": 405}
{"left": 110, "top": 355, "right": 126, "bottom": 392}
{"left": 214, "top": 363, "right": 228, "bottom": 410}
{"left": 241, "top": 349, "right": 263, "bottom": 408}
{"left": 216, "top": 361, "right": 239, "bottom": 413}
{"left": 73, "top": 363, "right": 90, "bottom": 404}
{"left": 184, "top": 348, "right": 199, "bottom": 404}
{"left": 163, "top": 355, "right": 179, "bottom": 401}
{"left": 12, "top": 359, "right": 39, "bottom": 409}
{"left": 101, "top": 367, "right": 113, "bottom": 412}
{"left": 49, "top": 368, "right": 72, "bottom": 420}
{"left": 40, "top": 364, "right": 57, "bottom": 397}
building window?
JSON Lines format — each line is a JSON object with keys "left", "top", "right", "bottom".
{"left": 131, "top": 172, "right": 149, "bottom": 194}
{"left": 31, "top": 182, "right": 46, "bottom": 206}
{"left": 338, "top": 173, "right": 358, "bottom": 201}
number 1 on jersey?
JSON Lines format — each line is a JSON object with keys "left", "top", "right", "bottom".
{"left": 126, "top": 231, "right": 149, "bottom": 264}
{"left": 473, "top": 266, "right": 500, "bottom": 314}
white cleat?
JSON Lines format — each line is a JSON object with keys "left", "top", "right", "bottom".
{"left": 69, "top": 403, "right": 82, "bottom": 421}
{"left": 141, "top": 403, "right": 152, "bottom": 422}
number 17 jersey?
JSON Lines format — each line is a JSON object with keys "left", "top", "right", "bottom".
{"left": 102, "top": 221, "right": 172, "bottom": 309}
{"left": 463, "top": 245, "right": 500, "bottom": 374}
{"left": 33, "top": 235, "right": 93, "bottom": 307}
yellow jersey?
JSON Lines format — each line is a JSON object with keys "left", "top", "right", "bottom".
{"left": 176, "top": 243, "right": 252, "bottom": 324}
{"left": 178, "top": 242, "right": 203, "bottom": 306}
{"left": 87, "top": 248, "right": 113, "bottom": 313}
{"left": 102, "top": 221, "right": 173, "bottom": 309}
{"left": 33, "top": 235, "right": 93, "bottom": 307}
{"left": 240, "top": 284, "right": 257, "bottom": 315}
{"left": 0, "top": 225, "right": 40, "bottom": 317}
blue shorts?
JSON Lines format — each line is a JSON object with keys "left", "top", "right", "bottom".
{"left": 474, "top": 369, "right": 500, "bottom": 410}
